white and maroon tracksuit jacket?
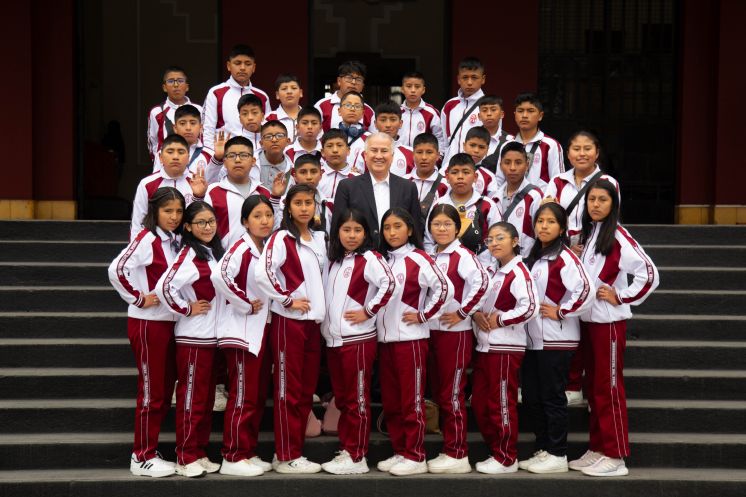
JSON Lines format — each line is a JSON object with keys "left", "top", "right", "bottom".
{"left": 400, "top": 99, "right": 447, "bottom": 152}
{"left": 527, "top": 247, "right": 595, "bottom": 350}
{"left": 131, "top": 169, "right": 201, "bottom": 240}
{"left": 157, "top": 246, "right": 222, "bottom": 347}
{"left": 544, "top": 167, "right": 620, "bottom": 244}
{"left": 580, "top": 223, "right": 660, "bottom": 323}
{"left": 147, "top": 98, "right": 203, "bottom": 159}
{"left": 322, "top": 250, "right": 396, "bottom": 347}
{"left": 276, "top": 191, "right": 334, "bottom": 236}
{"left": 376, "top": 244, "right": 453, "bottom": 343}
{"left": 494, "top": 178, "right": 544, "bottom": 257}
{"left": 428, "top": 240, "right": 489, "bottom": 330}
{"left": 348, "top": 133, "right": 415, "bottom": 177}
{"left": 475, "top": 255, "right": 540, "bottom": 354}
{"left": 109, "top": 227, "right": 179, "bottom": 322}
{"left": 514, "top": 130, "right": 564, "bottom": 191}
{"left": 266, "top": 105, "right": 298, "bottom": 143}
{"left": 318, "top": 162, "right": 359, "bottom": 199}
{"left": 210, "top": 234, "right": 270, "bottom": 356}
{"left": 254, "top": 229, "right": 327, "bottom": 323}
{"left": 488, "top": 127, "right": 515, "bottom": 157}
{"left": 202, "top": 77, "right": 271, "bottom": 149}
{"left": 285, "top": 140, "right": 322, "bottom": 164}
{"left": 205, "top": 178, "right": 278, "bottom": 250}
{"left": 314, "top": 92, "right": 375, "bottom": 132}
{"left": 440, "top": 89, "right": 484, "bottom": 152}
{"left": 406, "top": 170, "right": 449, "bottom": 203}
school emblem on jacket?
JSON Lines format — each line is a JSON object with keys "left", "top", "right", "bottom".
{"left": 397, "top": 159, "right": 405, "bottom": 169}
{"left": 440, "top": 263, "right": 448, "bottom": 272}
{"left": 343, "top": 267, "right": 353, "bottom": 278}
{"left": 469, "top": 114, "right": 478, "bottom": 124}
{"left": 515, "top": 206, "right": 524, "bottom": 217}
{"left": 417, "top": 121, "right": 425, "bottom": 131}
{"left": 493, "top": 281, "right": 502, "bottom": 291}
{"left": 533, "top": 269, "right": 541, "bottom": 280}
{"left": 589, "top": 255, "right": 596, "bottom": 265}
{"left": 397, "top": 273, "right": 405, "bottom": 284}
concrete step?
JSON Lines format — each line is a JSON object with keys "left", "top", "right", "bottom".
{"left": 0, "top": 287, "right": 123, "bottom": 312}
{"left": 629, "top": 315, "right": 746, "bottom": 341}
{"left": 624, "top": 369, "right": 746, "bottom": 400}
{"left": 0, "top": 221, "right": 129, "bottom": 241}
{"left": 0, "top": 313, "right": 126, "bottom": 338}
{"left": 642, "top": 290, "right": 746, "bottom": 315}
{"left": 2, "top": 467, "right": 746, "bottom": 497}
{"left": 0, "top": 241, "right": 123, "bottom": 263}
{"left": 0, "top": 263, "right": 109, "bottom": 286}
{"left": 625, "top": 340, "right": 746, "bottom": 369}
{"left": 625, "top": 225, "right": 746, "bottom": 246}
{"left": 658, "top": 267, "right": 746, "bottom": 290}
{"left": 0, "top": 398, "right": 743, "bottom": 435}
{"left": 646, "top": 245, "right": 746, "bottom": 267}
{"left": 0, "top": 432, "right": 743, "bottom": 471}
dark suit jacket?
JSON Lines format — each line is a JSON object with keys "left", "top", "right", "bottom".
{"left": 331, "top": 172, "right": 424, "bottom": 247}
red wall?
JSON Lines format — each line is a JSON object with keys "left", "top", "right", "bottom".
{"left": 450, "top": 1, "right": 539, "bottom": 136}
{"left": 220, "top": 0, "right": 310, "bottom": 110}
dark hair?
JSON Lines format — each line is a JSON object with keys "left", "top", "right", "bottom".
{"left": 500, "top": 141, "right": 528, "bottom": 160}
{"left": 142, "top": 187, "right": 185, "bottom": 234}
{"left": 162, "top": 66, "right": 187, "bottom": 81}
{"left": 337, "top": 60, "right": 367, "bottom": 79}
{"left": 378, "top": 207, "right": 424, "bottom": 258}
{"left": 514, "top": 92, "right": 544, "bottom": 112}
{"left": 182, "top": 201, "right": 225, "bottom": 261}
{"left": 328, "top": 208, "right": 374, "bottom": 262}
{"left": 412, "top": 132, "right": 439, "bottom": 150}
{"left": 477, "top": 95, "right": 504, "bottom": 108}
{"left": 174, "top": 104, "right": 201, "bottom": 122}
{"left": 224, "top": 136, "right": 254, "bottom": 154}
{"left": 427, "top": 204, "right": 461, "bottom": 240}
{"left": 340, "top": 91, "right": 364, "bottom": 105}
{"left": 282, "top": 184, "right": 317, "bottom": 238}
{"left": 488, "top": 222, "right": 521, "bottom": 256}
{"left": 294, "top": 153, "right": 321, "bottom": 170}
{"left": 567, "top": 130, "right": 604, "bottom": 169}
{"left": 274, "top": 73, "right": 300, "bottom": 90}
{"left": 161, "top": 134, "right": 189, "bottom": 150}
{"left": 458, "top": 57, "right": 484, "bottom": 72}
{"left": 580, "top": 179, "right": 621, "bottom": 256}
{"left": 298, "top": 106, "right": 321, "bottom": 122}
{"left": 237, "top": 94, "right": 264, "bottom": 112}
{"left": 525, "top": 203, "right": 570, "bottom": 268}
{"left": 228, "top": 44, "right": 255, "bottom": 60}
{"left": 402, "top": 71, "right": 426, "bottom": 83}
{"left": 321, "top": 128, "right": 348, "bottom": 145}
{"left": 447, "top": 152, "right": 476, "bottom": 171}
{"left": 261, "top": 119, "right": 288, "bottom": 133}
{"left": 240, "top": 194, "right": 274, "bottom": 225}
{"left": 464, "top": 126, "right": 490, "bottom": 145}
{"left": 375, "top": 101, "right": 402, "bottom": 118}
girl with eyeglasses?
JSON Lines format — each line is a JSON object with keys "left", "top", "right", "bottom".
{"left": 156, "top": 201, "right": 225, "bottom": 478}
{"left": 471, "top": 222, "right": 540, "bottom": 475}
{"left": 108, "top": 187, "right": 185, "bottom": 478}
{"left": 425, "top": 204, "right": 489, "bottom": 474}
{"left": 375, "top": 207, "right": 453, "bottom": 476}
{"left": 254, "top": 184, "right": 328, "bottom": 474}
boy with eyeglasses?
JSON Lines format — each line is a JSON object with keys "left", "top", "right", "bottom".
{"left": 205, "top": 136, "right": 279, "bottom": 249}
{"left": 251, "top": 120, "right": 293, "bottom": 193}
{"left": 147, "top": 66, "right": 202, "bottom": 160}
{"left": 314, "top": 60, "right": 375, "bottom": 132}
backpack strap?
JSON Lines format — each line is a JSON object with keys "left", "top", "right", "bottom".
{"left": 502, "top": 183, "right": 537, "bottom": 220}
{"left": 447, "top": 99, "right": 481, "bottom": 147}
{"left": 419, "top": 174, "right": 443, "bottom": 218}
{"left": 564, "top": 171, "right": 604, "bottom": 215}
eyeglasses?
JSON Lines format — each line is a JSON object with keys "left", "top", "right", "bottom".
{"left": 341, "top": 103, "right": 363, "bottom": 111}
{"left": 191, "top": 219, "right": 217, "bottom": 229}
{"left": 341, "top": 75, "right": 364, "bottom": 84}
{"left": 484, "top": 235, "right": 508, "bottom": 245}
{"left": 262, "top": 132, "right": 288, "bottom": 141}
{"left": 431, "top": 222, "right": 456, "bottom": 230}
{"left": 165, "top": 78, "right": 187, "bottom": 85}
{"left": 225, "top": 152, "right": 252, "bottom": 160}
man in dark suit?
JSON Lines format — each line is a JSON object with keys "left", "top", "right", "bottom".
{"left": 332, "top": 133, "right": 423, "bottom": 246}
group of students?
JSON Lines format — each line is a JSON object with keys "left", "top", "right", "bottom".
{"left": 108, "top": 43, "right": 661, "bottom": 480}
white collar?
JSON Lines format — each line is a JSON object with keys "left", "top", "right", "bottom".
{"left": 498, "top": 255, "right": 522, "bottom": 274}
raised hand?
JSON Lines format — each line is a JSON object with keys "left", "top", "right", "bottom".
{"left": 191, "top": 165, "right": 208, "bottom": 198}
{"left": 272, "top": 171, "right": 289, "bottom": 197}
{"left": 213, "top": 130, "right": 230, "bottom": 161}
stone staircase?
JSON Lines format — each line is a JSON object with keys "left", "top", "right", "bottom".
{"left": 0, "top": 221, "right": 744, "bottom": 497}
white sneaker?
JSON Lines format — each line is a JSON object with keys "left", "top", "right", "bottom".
{"left": 475, "top": 457, "right": 518, "bottom": 474}
{"left": 248, "top": 456, "right": 272, "bottom": 472}
{"left": 322, "top": 450, "right": 370, "bottom": 475}
{"left": 581, "top": 456, "right": 628, "bottom": 477}
{"left": 130, "top": 453, "right": 175, "bottom": 478}
{"left": 219, "top": 458, "right": 264, "bottom": 476}
{"left": 196, "top": 457, "right": 220, "bottom": 473}
{"left": 427, "top": 453, "right": 471, "bottom": 474}
{"left": 518, "top": 450, "right": 548, "bottom": 470}
{"left": 528, "top": 454, "right": 568, "bottom": 473}
{"left": 389, "top": 458, "right": 428, "bottom": 476}
{"left": 275, "top": 456, "right": 322, "bottom": 474}
{"left": 175, "top": 461, "right": 207, "bottom": 478}
{"left": 271, "top": 454, "right": 280, "bottom": 470}
{"left": 569, "top": 450, "right": 603, "bottom": 471}
{"left": 213, "top": 384, "right": 228, "bottom": 411}
{"left": 565, "top": 390, "right": 584, "bottom": 406}
{"left": 377, "top": 454, "right": 405, "bottom": 472}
